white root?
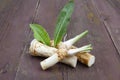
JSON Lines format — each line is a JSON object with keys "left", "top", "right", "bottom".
{"left": 41, "top": 54, "right": 59, "bottom": 70}
{"left": 29, "top": 39, "right": 57, "bottom": 57}
{"left": 30, "top": 39, "right": 95, "bottom": 70}
{"left": 70, "top": 46, "right": 95, "bottom": 67}
{"left": 60, "top": 42, "right": 95, "bottom": 67}
{"left": 30, "top": 30, "right": 95, "bottom": 70}
{"left": 40, "top": 45, "right": 92, "bottom": 70}
{"left": 40, "top": 49, "right": 67, "bottom": 70}
{"left": 29, "top": 39, "right": 77, "bottom": 67}
{"left": 63, "top": 30, "right": 88, "bottom": 48}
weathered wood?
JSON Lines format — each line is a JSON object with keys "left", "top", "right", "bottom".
{"left": 0, "top": 0, "right": 38, "bottom": 80}
{"left": 92, "top": 0, "right": 120, "bottom": 55}
{"left": 66, "top": 0, "right": 120, "bottom": 80}
{"left": 0, "top": 0, "right": 120, "bottom": 80}
{"left": 15, "top": 1, "right": 65, "bottom": 80}
{"left": 15, "top": 0, "right": 120, "bottom": 80}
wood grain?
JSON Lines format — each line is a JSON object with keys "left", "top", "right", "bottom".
{"left": 0, "top": 0, "right": 120, "bottom": 80}
{"left": 92, "top": 0, "right": 120, "bottom": 55}
{"left": 0, "top": 0, "right": 38, "bottom": 80}
{"left": 14, "top": 0, "right": 120, "bottom": 80}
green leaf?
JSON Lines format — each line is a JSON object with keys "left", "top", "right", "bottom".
{"left": 30, "top": 24, "right": 50, "bottom": 46}
{"left": 54, "top": 0, "right": 74, "bottom": 47}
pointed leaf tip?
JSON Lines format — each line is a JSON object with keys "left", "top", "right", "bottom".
{"left": 54, "top": 0, "right": 74, "bottom": 47}
{"left": 30, "top": 24, "right": 50, "bottom": 46}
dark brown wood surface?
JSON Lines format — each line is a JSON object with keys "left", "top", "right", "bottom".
{"left": 0, "top": 0, "right": 120, "bottom": 80}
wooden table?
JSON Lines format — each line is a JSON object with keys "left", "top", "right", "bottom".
{"left": 0, "top": 0, "right": 120, "bottom": 80}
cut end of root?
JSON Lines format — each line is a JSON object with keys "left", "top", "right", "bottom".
{"left": 71, "top": 56, "right": 77, "bottom": 68}
{"left": 29, "top": 39, "right": 37, "bottom": 56}
{"left": 61, "top": 56, "right": 77, "bottom": 68}
{"left": 88, "top": 56, "right": 95, "bottom": 67}
{"left": 40, "top": 61, "right": 47, "bottom": 70}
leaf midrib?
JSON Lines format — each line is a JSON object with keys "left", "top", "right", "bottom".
{"left": 55, "top": 6, "right": 72, "bottom": 45}
{"left": 35, "top": 27, "right": 49, "bottom": 45}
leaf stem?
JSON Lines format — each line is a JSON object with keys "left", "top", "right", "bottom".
{"left": 68, "top": 44, "right": 93, "bottom": 55}
{"left": 64, "top": 30, "right": 88, "bottom": 48}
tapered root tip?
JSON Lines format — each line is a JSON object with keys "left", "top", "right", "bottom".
{"left": 88, "top": 56, "right": 95, "bottom": 67}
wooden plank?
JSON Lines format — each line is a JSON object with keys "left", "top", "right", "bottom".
{"left": 0, "top": 0, "right": 38, "bottom": 80}
{"left": 66, "top": 0, "right": 120, "bottom": 80}
{"left": 15, "top": 0, "right": 64, "bottom": 80}
{"left": 92, "top": 0, "right": 120, "bottom": 55}
{"left": 15, "top": 0, "right": 120, "bottom": 80}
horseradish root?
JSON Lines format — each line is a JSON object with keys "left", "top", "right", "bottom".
{"left": 40, "top": 45, "right": 92, "bottom": 70}
{"left": 76, "top": 53, "right": 95, "bottom": 67}
{"left": 62, "top": 32, "right": 95, "bottom": 67}
{"left": 30, "top": 38, "right": 95, "bottom": 68}
{"left": 70, "top": 46, "right": 95, "bottom": 67}
{"left": 41, "top": 49, "right": 67, "bottom": 70}
{"left": 29, "top": 39, "right": 77, "bottom": 67}
{"left": 29, "top": 0, "right": 95, "bottom": 71}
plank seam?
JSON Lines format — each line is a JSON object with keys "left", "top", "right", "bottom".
{"left": 91, "top": 0, "right": 120, "bottom": 58}
{"left": 103, "top": 21, "right": 120, "bottom": 57}
{"left": 14, "top": 0, "right": 41, "bottom": 80}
